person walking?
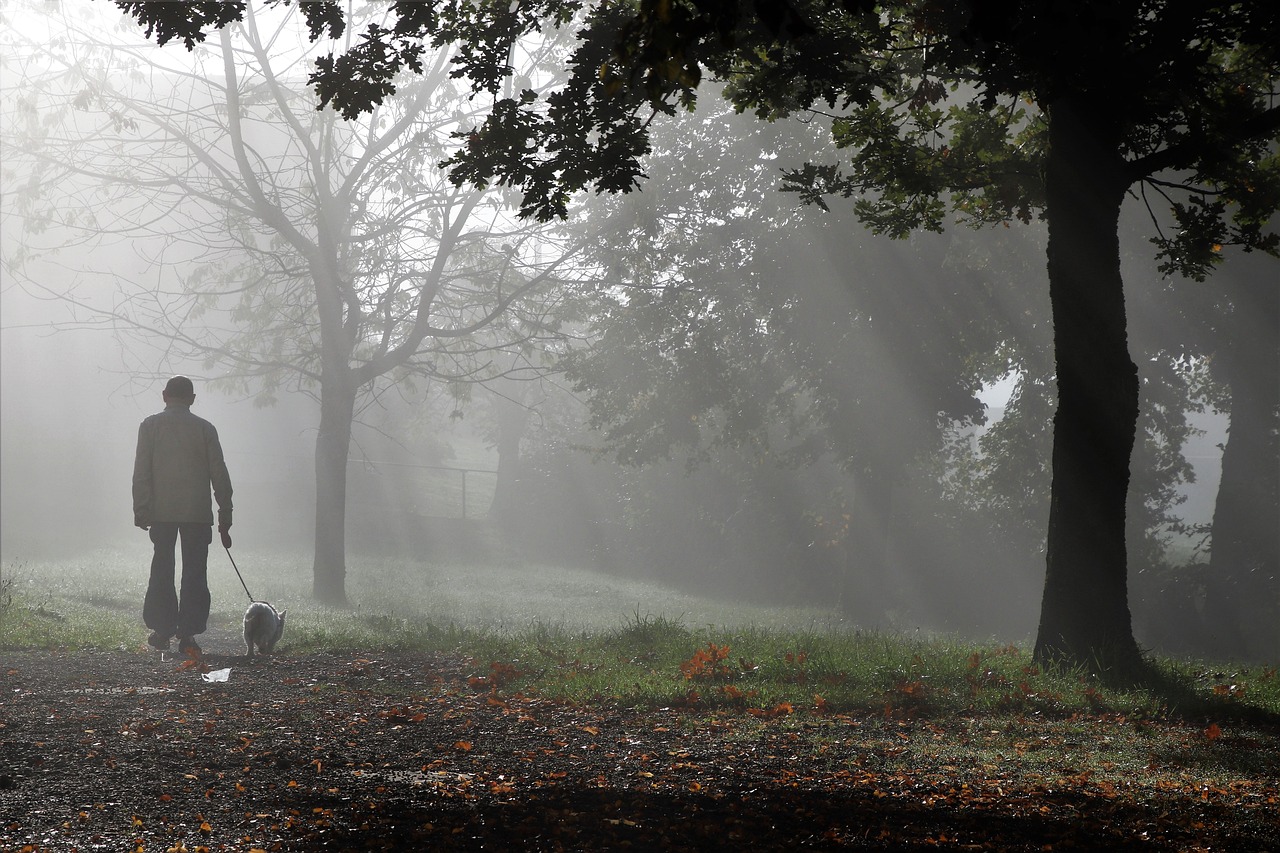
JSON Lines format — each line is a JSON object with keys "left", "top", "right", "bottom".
{"left": 133, "top": 376, "right": 233, "bottom": 655}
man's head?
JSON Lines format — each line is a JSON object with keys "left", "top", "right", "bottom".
{"left": 162, "top": 375, "right": 196, "bottom": 404}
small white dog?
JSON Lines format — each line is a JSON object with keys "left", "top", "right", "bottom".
{"left": 243, "top": 601, "right": 286, "bottom": 657}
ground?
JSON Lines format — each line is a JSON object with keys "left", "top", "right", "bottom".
{"left": 2, "top": 629, "right": 1278, "bottom": 851}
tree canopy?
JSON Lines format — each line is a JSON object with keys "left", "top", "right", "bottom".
{"left": 4, "top": 0, "right": 588, "bottom": 604}
{"left": 117, "top": 0, "right": 1280, "bottom": 671}
{"left": 120, "top": 1, "right": 1280, "bottom": 247}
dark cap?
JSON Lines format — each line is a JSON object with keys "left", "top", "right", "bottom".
{"left": 164, "top": 376, "right": 195, "bottom": 398}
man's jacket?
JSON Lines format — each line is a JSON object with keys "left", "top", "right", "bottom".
{"left": 133, "top": 403, "right": 233, "bottom": 527}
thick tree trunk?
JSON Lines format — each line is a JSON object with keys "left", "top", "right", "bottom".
{"left": 1202, "top": 267, "right": 1280, "bottom": 659}
{"left": 1033, "top": 100, "right": 1144, "bottom": 671}
{"left": 313, "top": 376, "right": 355, "bottom": 606}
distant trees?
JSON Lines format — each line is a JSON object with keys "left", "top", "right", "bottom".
{"left": 937, "top": 219, "right": 1222, "bottom": 648}
{"left": 564, "top": 104, "right": 1223, "bottom": 640}
{"left": 1191, "top": 250, "right": 1279, "bottom": 659}
{"left": 114, "top": 1, "right": 1280, "bottom": 670}
{"left": 1, "top": 1, "right": 585, "bottom": 604}
{"left": 561, "top": 103, "right": 997, "bottom": 618}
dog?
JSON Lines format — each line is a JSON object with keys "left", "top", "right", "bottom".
{"left": 243, "top": 601, "right": 286, "bottom": 657}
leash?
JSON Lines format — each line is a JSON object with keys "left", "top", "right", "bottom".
{"left": 223, "top": 545, "right": 256, "bottom": 603}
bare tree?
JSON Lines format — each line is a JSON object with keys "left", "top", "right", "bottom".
{"left": 1, "top": 1, "right": 587, "bottom": 604}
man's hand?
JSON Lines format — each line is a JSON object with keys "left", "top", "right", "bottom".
{"left": 219, "top": 525, "right": 232, "bottom": 549}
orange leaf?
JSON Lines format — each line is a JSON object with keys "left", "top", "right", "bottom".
{"left": 454, "top": 741, "right": 473, "bottom": 751}
{"left": 1204, "top": 723, "right": 1222, "bottom": 742}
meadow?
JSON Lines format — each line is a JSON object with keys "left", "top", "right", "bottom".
{"left": 4, "top": 542, "right": 1277, "bottom": 719}
{"left": 3, "top": 546, "right": 1279, "bottom": 850}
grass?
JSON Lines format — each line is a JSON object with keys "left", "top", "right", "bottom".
{"left": 3, "top": 544, "right": 1278, "bottom": 727}
{"left": 4, "top": 546, "right": 1277, "bottom": 851}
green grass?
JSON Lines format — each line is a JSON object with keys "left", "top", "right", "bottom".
{"left": 3, "top": 544, "right": 1278, "bottom": 727}
{"left": 5, "top": 546, "right": 1276, "bottom": 851}
{"left": 0, "top": 542, "right": 841, "bottom": 644}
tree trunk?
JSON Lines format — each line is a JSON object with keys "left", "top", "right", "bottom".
{"left": 1033, "top": 100, "right": 1144, "bottom": 671}
{"left": 311, "top": 247, "right": 357, "bottom": 607}
{"left": 1202, "top": 265, "right": 1280, "bottom": 659}
{"left": 488, "top": 386, "right": 529, "bottom": 528}
{"left": 313, "top": 375, "right": 355, "bottom": 606}
{"left": 839, "top": 466, "right": 897, "bottom": 626}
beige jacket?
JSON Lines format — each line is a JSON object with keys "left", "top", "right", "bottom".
{"left": 133, "top": 403, "right": 233, "bottom": 527}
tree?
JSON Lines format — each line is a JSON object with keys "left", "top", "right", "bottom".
{"left": 116, "top": 1, "right": 1280, "bottom": 670}
{"left": 562, "top": 101, "right": 998, "bottom": 619}
{"left": 572, "top": 102, "right": 1216, "bottom": 637}
{"left": 2, "top": 1, "right": 584, "bottom": 604}
{"left": 940, "top": 219, "right": 1220, "bottom": 653}
{"left": 1191, "top": 250, "right": 1280, "bottom": 659}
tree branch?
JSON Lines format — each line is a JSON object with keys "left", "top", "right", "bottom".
{"left": 1126, "top": 104, "right": 1280, "bottom": 181}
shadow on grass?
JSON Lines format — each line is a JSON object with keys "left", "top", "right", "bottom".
{"left": 1130, "top": 659, "right": 1280, "bottom": 727}
{"left": 235, "top": 776, "right": 1270, "bottom": 852}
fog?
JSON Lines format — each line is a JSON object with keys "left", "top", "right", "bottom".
{"left": 1, "top": 0, "right": 1268, "bottom": 661}
{"left": 1, "top": 280, "right": 309, "bottom": 555}
{"left": 0, "top": 231, "right": 1237, "bottom": 651}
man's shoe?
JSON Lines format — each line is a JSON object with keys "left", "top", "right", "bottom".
{"left": 178, "top": 637, "right": 202, "bottom": 656}
{"left": 147, "top": 631, "right": 172, "bottom": 651}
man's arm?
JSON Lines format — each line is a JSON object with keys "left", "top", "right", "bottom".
{"left": 132, "top": 420, "right": 153, "bottom": 529}
{"left": 207, "top": 424, "right": 233, "bottom": 530}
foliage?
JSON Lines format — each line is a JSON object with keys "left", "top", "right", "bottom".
{"left": 114, "top": 0, "right": 1280, "bottom": 267}
{"left": 563, "top": 102, "right": 991, "bottom": 472}
{"left": 679, "top": 641, "right": 733, "bottom": 681}
{"left": 1, "top": 0, "right": 593, "bottom": 603}
{"left": 3, "top": 1, "right": 579, "bottom": 404}
{"left": 99, "top": 0, "right": 1280, "bottom": 665}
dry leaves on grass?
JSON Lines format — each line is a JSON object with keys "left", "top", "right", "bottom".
{"left": 1, "top": 649, "right": 1277, "bottom": 851}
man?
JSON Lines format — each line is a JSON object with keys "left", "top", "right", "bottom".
{"left": 133, "top": 375, "right": 233, "bottom": 655}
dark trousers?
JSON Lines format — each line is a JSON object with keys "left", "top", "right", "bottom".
{"left": 144, "top": 522, "right": 212, "bottom": 638}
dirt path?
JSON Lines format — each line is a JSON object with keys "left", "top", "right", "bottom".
{"left": 2, "top": 646, "right": 1276, "bottom": 851}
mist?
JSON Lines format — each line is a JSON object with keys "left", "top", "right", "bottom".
{"left": 1, "top": 0, "right": 1269, "bottom": 664}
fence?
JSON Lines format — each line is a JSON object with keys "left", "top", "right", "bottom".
{"left": 346, "top": 458, "right": 500, "bottom": 521}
